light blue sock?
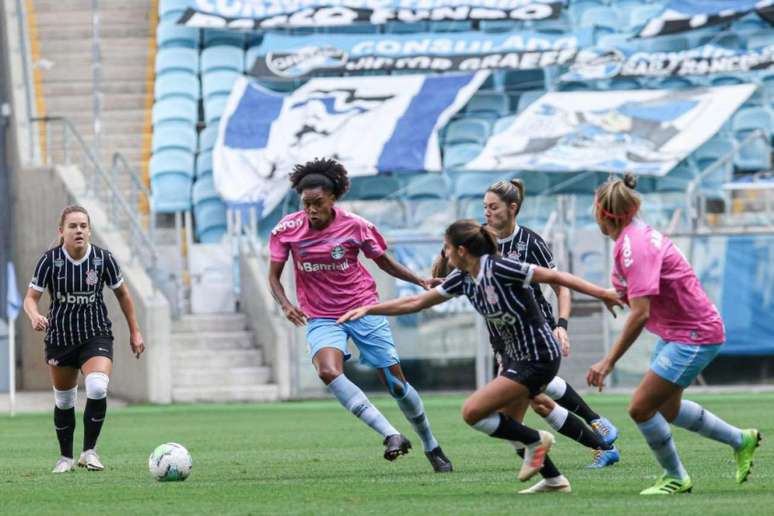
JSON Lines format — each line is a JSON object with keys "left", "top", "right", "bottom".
{"left": 396, "top": 385, "right": 439, "bottom": 452}
{"left": 637, "top": 413, "right": 689, "bottom": 480}
{"left": 672, "top": 399, "right": 744, "bottom": 449}
{"left": 328, "top": 375, "right": 399, "bottom": 438}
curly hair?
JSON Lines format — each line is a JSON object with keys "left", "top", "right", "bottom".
{"left": 289, "top": 158, "right": 350, "bottom": 198}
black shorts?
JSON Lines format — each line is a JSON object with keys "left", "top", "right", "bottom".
{"left": 499, "top": 356, "right": 561, "bottom": 398}
{"left": 45, "top": 335, "right": 114, "bottom": 369}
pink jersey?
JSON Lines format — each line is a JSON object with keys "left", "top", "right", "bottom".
{"left": 612, "top": 220, "right": 725, "bottom": 345}
{"left": 269, "top": 207, "right": 387, "bottom": 318}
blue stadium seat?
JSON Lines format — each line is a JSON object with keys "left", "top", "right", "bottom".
{"left": 408, "top": 198, "right": 454, "bottom": 229}
{"left": 157, "top": 22, "right": 200, "bottom": 49}
{"left": 493, "top": 114, "right": 517, "bottom": 134}
{"left": 465, "top": 93, "right": 509, "bottom": 119}
{"left": 385, "top": 22, "right": 428, "bottom": 33}
{"left": 517, "top": 90, "right": 543, "bottom": 112}
{"left": 511, "top": 171, "right": 549, "bottom": 195}
{"left": 656, "top": 76, "right": 696, "bottom": 90}
{"left": 198, "top": 124, "right": 219, "bottom": 153}
{"left": 203, "top": 29, "right": 246, "bottom": 48}
{"left": 732, "top": 107, "right": 773, "bottom": 170}
{"left": 324, "top": 24, "right": 379, "bottom": 34}
{"left": 152, "top": 97, "right": 198, "bottom": 128}
{"left": 152, "top": 123, "right": 197, "bottom": 154}
{"left": 747, "top": 31, "right": 774, "bottom": 50}
{"left": 479, "top": 20, "right": 521, "bottom": 33}
{"left": 202, "top": 70, "right": 240, "bottom": 100}
{"left": 608, "top": 78, "right": 642, "bottom": 90}
{"left": 559, "top": 81, "right": 591, "bottom": 92}
{"left": 348, "top": 175, "right": 401, "bottom": 200}
{"left": 642, "top": 35, "right": 689, "bottom": 53}
{"left": 155, "top": 72, "right": 200, "bottom": 101}
{"left": 155, "top": 48, "right": 198, "bottom": 76}
{"left": 551, "top": 172, "right": 601, "bottom": 194}
{"left": 193, "top": 176, "right": 228, "bottom": 243}
{"left": 159, "top": 0, "right": 189, "bottom": 23}
{"left": 428, "top": 21, "right": 472, "bottom": 32}
{"left": 453, "top": 172, "right": 499, "bottom": 200}
{"left": 150, "top": 150, "right": 195, "bottom": 213}
{"left": 404, "top": 174, "right": 450, "bottom": 200}
{"left": 444, "top": 143, "right": 483, "bottom": 169}
{"left": 444, "top": 118, "right": 491, "bottom": 146}
{"left": 204, "top": 96, "right": 229, "bottom": 125}
{"left": 655, "top": 161, "right": 697, "bottom": 192}
{"left": 196, "top": 149, "right": 213, "bottom": 179}
{"left": 244, "top": 46, "right": 264, "bottom": 72}
{"left": 201, "top": 45, "right": 245, "bottom": 74}
{"left": 461, "top": 197, "right": 485, "bottom": 222}
{"left": 710, "top": 74, "right": 746, "bottom": 86}
{"left": 694, "top": 138, "right": 735, "bottom": 197}
{"left": 503, "top": 69, "right": 545, "bottom": 92}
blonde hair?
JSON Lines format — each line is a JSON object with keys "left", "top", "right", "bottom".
{"left": 594, "top": 173, "right": 640, "bottom": 233}
{"left": 487, "top": 178, "right": 525, "bottom": 216}
{"left": 57, "top": 205, "right": 91, "bottom": 246}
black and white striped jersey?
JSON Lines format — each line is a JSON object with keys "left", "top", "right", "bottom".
{"left": 436, "top": 255, "right": 560, "bottom": 363}
{"left": 29, "top": 244, "right": 123, "bottom": 347}
{"left": 497, "top": 225, "right": 557, "bottom": 328}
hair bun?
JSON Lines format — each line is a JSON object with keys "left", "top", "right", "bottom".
{"left": 623, "top": 173, "right": 638, "bottom": 190}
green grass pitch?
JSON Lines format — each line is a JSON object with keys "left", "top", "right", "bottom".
{"left": 2, "top": 393, "right": 772, "bottom": 515}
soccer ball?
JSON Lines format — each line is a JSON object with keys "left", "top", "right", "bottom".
{"left": 148, "top": 442, "right": 192, "bottom": 481}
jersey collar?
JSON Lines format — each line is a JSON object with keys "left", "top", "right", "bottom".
{"left": 496, "top": 223, "right": 521, "bottom": 244}
{"left": 62, "top": 244, "right": 92, "bottom": 266}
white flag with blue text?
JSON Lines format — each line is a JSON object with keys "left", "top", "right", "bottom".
{"left": 213, "top": 73, "right": 489, "bottom": 217}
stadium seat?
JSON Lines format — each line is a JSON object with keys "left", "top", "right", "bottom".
{"left": 732, "top": 107, "right": 773, "bottom": 170}
{"left": 152, "top": 97, "right": 198, "bottom": 128}
{"left": 159, "top": 0, "right": 189, "bottom": 23}
{"left": 479, "top": 20, "right": 521, "bottom": 33}
{"left": 551, "top": 172, "right": 601, "bottom": 194}
{"left": 155, "top": 48, "right": 199, "bottom": 76}
{"left": 655, "top": 161, "right": 698, "bottom": 192}
{"left": 244, "top": 46, "right": 263, "bottom": 72}
{"left": 493, "top": 114, "right": 517, "bottom": 134}
{"left": 465, "top": 93, "right": 509, "bottom": 119}
{"left": 193, "top": 176, "right": 228, "bottom": 243}
{"left": 198, "top": 124, "right": 219, "bottom": 153}
{"left": 444, "top": 119, "right": 491, "bottom": 146}
{"left": 405, "top": 174, "right": 451, "bottom": 200}
{"left": 154, "top": 72, "right": 200, "bottom": 101}
{"left": 503, "top": 69, "right": 545, "bottom": 92}
{"left": 196, "top": 150, "right": 213, "bottom": 179}
{"left": 204, "top": 96, "right": 229, "bottom": 125}
{"left": 516, "top": 90, "right": 543, "bottom": 112}
{"left": 656, "top": 76, "right": 696, "bottom": 90}
{"left": 694, "top": 139, "right": 735, "bottom": 198}
{"left": 150, "top": 150, "right": 195, "bottom": 213}
{"left": 461, "top": 197, "right": 485, "bottom": 222}
{"left": 559, "top": 81, "right": 591, "bottom": 92}
{"left": 642, "top": 35, "right": 689, "bottom": 53}
{"left": 324, "top": 24, "right": 379, "bottom": 34}
{"left": 710, "top": 74, "right": 746, "bottom": 86}
{"left": 203, "top": 29, "right": 246, "bottom": 48}
{"left": 608, "top": 78, "right": 642, "bottom": 90}
{"left": 348, "top": 175, "right": 401, "bottom": 200}
{"left": 202, "top": 70, "right": 240, "bottom": 100}
{"left": 385, "top": 22, "right": 428, "bottom": 33}
{"left": 511, "top": 171, "right": 550, "bottom": 195}
{"left": 152, "top": 124, "right": 197, "bottom": 154}
{"left": 453, "top": 172, "right": 500, "bottom": 200}
{"left": 735, "top": 14, "right": 770, "bottom": 32}
{"left": 444, "top": 143, "right": 483, "bottom": 169}
{"left": 408, "top": 198, "right": 455, "bottom": 230}
{"left": 746, "top": 31, "right": 774, "bottom": 50}
{"left": 428, "top": 21, "right": 472, "bottom": 32}
{"left": 157, "top": 22, "right": 200, "bottom": 49}
{"left": 201, "top": 46, "right": 245, "bottom": 74}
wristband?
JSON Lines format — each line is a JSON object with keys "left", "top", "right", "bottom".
{"left": 557, "top": 318, "right": 569, "bottom": 330}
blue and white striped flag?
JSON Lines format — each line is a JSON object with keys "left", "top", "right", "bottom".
{"left": 6, "top": 262, "right": 20, "bottom": 321}
{"left": 213, "top": 72, "right": 489, "bottom": 217}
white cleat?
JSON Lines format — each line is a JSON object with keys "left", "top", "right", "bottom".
{"left": 519, "top": 476, "right": 572, "bottom": 494}
{"left": 52, "top": 456, "right": 75, "bottom": 474}
{"left": 518, "top": 431, "right": 555, "bottom": 482}
{"left": 78, "top": 449, "right": 104, "bottom": 471}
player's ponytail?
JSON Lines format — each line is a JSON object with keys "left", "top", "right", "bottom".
{"left": 594, "top": 173, "right": 641, "bottom": 233}
{"left": 487, "top": 178, "right": 525, "bottom": 216}
{"left": 431, "top": 250, "right": 454, "bottom": 278}
{"left": 445, "top": 220, "right": 498, "bottom": 258}
{"left": 57, "top": 205, "right": 91, "bottom": 246}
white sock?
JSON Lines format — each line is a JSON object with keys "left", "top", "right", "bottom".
{"left": 543, "top": 405, "right": 569, "bottom": 432}
{"left": 672, "top": 399, "right": 743, "bottom": 449}
{"left": 637, "top": 413, "right": 688, "bottom": 480}
{"left": 328, "top": 375, "right": 399, "bottom": 438}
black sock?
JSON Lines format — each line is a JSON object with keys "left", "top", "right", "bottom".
{"left": 83, "top": 398, "right": 107, "bottom": 451}
{"left": 558, "top": 412, "right": 611, "bottom": 450}
{"left": 491, "top": 413, "right": 541, "bottom": 445}
{"left": 517, "top": 448, "right": 562, "bottom": 479}
{"left": 54, "top": 407, "right": 75, "bottom": 459}
{"left": 556, "top": 383, "right": 600, "bottom": 425}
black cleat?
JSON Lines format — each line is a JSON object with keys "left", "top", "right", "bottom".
{"left": 383, "top": 434, "right": 412, "bottom": 461}
{"left": 424, "top": 447, "right": 453, "bottom": 473}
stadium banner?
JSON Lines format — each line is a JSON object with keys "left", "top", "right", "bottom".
{"left": 638, "top": 0, "right": 774, "bottom": 38}
{"left": 251, "top": 29, "right": 589, "bottom": 78}
{"left": 213, "top": 73, "right": 488, "bottom": 216}
{"left": 465, "top": 84, "right": 756, "bottom": 176}
{"left": 178, "top": 0, "right": 562, "bottom": 29}
{"left": 562, "top": 44, "right": 774, "bottom": 82}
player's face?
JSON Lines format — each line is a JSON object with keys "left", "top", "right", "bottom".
{"left": 301, "top": 187, "right": 336, "bottom": 230}
{"left": 483, "top": 192, "right": 514, "bottom": 232}
{"left": 443, "top": 239, "right": 470, "bottom": 272}
{"left": 59, "top": 212, "right": 90, "bottom": 250}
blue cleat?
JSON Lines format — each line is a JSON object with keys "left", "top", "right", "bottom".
{"left": 587, "top": 446, "right": 620, "bottom": 469}
{"left": 590, "top": 417, "right": 619, "bottom": 447}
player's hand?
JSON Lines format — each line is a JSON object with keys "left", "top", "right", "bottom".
{"left": 587, "top": 358, "right": 613, "bottom": 392}
{"left": 337, "top": 307, "right": 369, "bottom": 324}
{"left": 130, "top": 331, "right": 145, "bottom": 359}
{"left": 553, "top": 326, "right": 570, "bottom": 357}
{"left": 281, "top": 303, "right": 307, "bottom": 327}
{"left": 420, "top": 278, "right": 443, "bottom": 290}
{"left": 30, "top": 314, "right": 48, "bottom": 331}
{"left": 601, "top": 289, "right": 624, "bottom": 317}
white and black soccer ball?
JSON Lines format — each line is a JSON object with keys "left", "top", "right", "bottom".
{"left": 148, "top": 442, "right": 192, "bottom": 481}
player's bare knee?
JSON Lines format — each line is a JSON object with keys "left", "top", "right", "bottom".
{"left": 317, "top": 366, "right": 341, "bottom": 385}
{"left": 628, "top": 401, "right": 654, "bottom": 423}
{"left": 381, "top": 367, "right": 406, "bottom": 399}
{"left": 530, "top": 398, "right": 552, "bottom": 417}
{"left": 85, "top": 372, "right": 109, "bottom": 400}
{"left": 460, "top": 401, "right": 482, "bottom": 426}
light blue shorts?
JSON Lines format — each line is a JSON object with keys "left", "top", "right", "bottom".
{"left": 649, "top": 339, "right": 723, "bottom": 388}
{"left": 306, "top": 315, "right": 400, "bottom": 369}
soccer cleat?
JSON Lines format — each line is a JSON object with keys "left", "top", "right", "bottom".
{"left": 518, "top": 476, "right": 572, "bottom": 494}
{"left": 586, "top": 446, "right": 620, "bottom": 469}
{"left": 78, "top": 449, "right": 104, "bottom": 471}
{"left": 383, "top": 434, "right": 412, "bottom": 461}
{"left": 424, "top": 446, "right": 453, "bottom": 473}
{"left": 590, "top": 417, "right": 619, "bottom": 447}
{"left": 734, "top": 429, "right": 762, "bottom": 484}
{"left": 518, "top": 431, "right": 555, "bottom": 482}
{"left": 639, "top": 474, "right": 693, "bottom": 495}
{"left": 52, "top": 457, "right": 75, "bottom": 474}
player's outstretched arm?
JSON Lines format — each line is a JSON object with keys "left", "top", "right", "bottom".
{"left": 337, "top": 289, "right": 447, "bottom": 324}
{"left": 113, "top": 283, "right": 145, "bottom": 359}
{"left": 372, "top": 254, "right": 438, "bottom": 290}
{"left": 532, "top": 267, "right": 623, "bottom": 317}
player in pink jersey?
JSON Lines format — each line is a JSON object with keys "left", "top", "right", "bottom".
{"left": 268, "top": 158, "right": 452, "bottom": 472}
{"left": 586, "top": 174, "right": 761, "bottom": 495}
